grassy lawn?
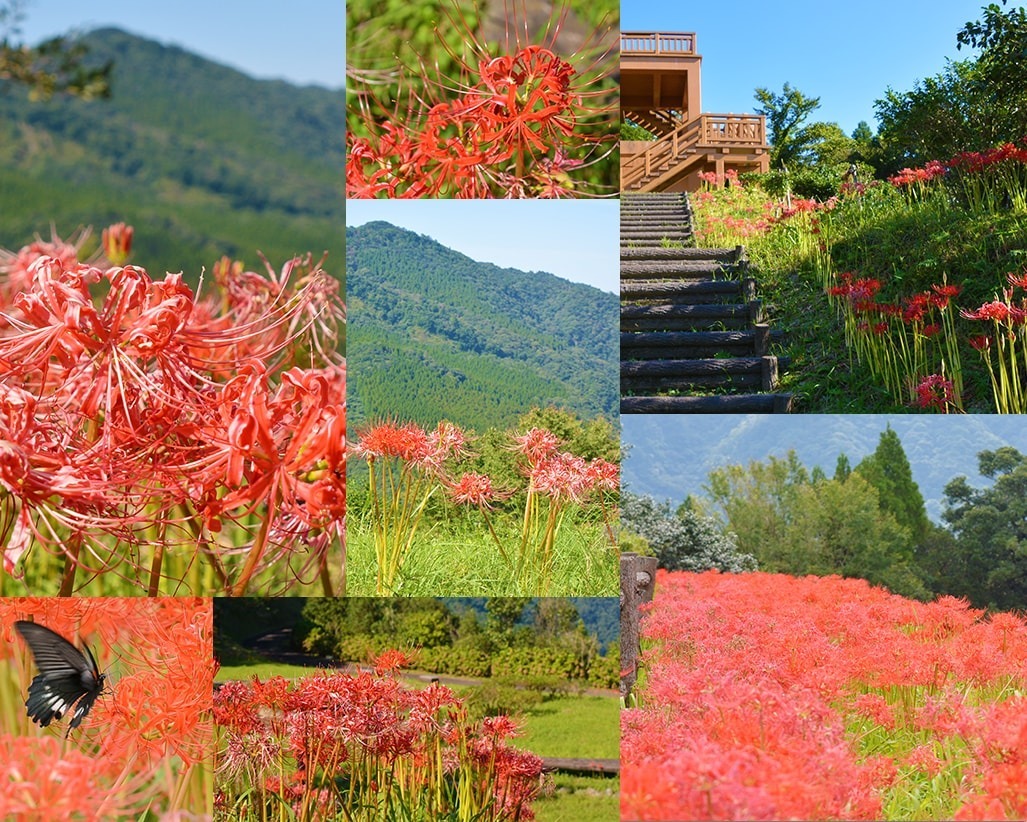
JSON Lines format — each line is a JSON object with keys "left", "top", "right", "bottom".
{"left": 345, "top": 520, "right": 618, "bottom": 596}
{"left": 519, "top": 694, "right": 620, "bottom": 822}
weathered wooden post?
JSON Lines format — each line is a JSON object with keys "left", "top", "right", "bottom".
{"left": 620, "top": 552, "right": 658, "bottom": 703}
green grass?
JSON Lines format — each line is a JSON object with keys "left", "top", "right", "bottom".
{"left": 535, "top": 774, "right": 619, "bottom": 822}
{"left": 690, "top": 179, "right": 1027, "bottom": 412}
{"left": 216, "top": 661, "right": 323, "bottom": 681}
{"left": 519, "top": 694, "right": 620, "bottom": 759}
{"left": 522, "top": 695, "right": 620, "bottom": 822}
{"left": 345, "top": 520, "right": 618, "bottom": 596}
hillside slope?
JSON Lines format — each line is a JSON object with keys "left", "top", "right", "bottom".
{"left": 0, "top": 28, "right": 344, "bottom": 278}
{"left": 346, "top": 221, "right": 618, "bottom": 431}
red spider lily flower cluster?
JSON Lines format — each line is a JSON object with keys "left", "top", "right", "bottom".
{"left": 0, "top": 227, "right": 345, "bottom": 595}
{"left": 827, "top": 271, "right": 964, "bottom": 410}
{"left": 948, "top": 140, "right": 1027, "bottom": 174}
{"left": 354, "top": 419, "right": 618, "bottom": 594}
{"left": 890, "top": 143, "right": 1027, "bottom": 186}
{"left": 888, "top": 160, "right": 947, "bottom": 188}
{"left": 214, "top": 667, "right": 545, "bottom": 820}
{"left": 960, "top": 265, "right": 1027, "bottom": 413}
{"left": 888, "top": 139, "right": 1027, "bottom": 211}
{"left": 347, "top": 13, "right": 617, "bottom": 198}
{"left": 915, "top": 373, "right": 956, "bottom": 411}
{"left": 622, "top": 571, "right": 1027, "bottom": 821}
{"left": 0, "top": 598, "right": 213, "bottom": 819}
{"left": 697, "top": 169, "right": 740, "bottom": 189}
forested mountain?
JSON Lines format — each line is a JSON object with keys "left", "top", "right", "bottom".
{"left": 346, "top": 221, "right": 618, "bottom": 431}
{"left": 0, "top": 28, "right": 344, "bottom": 279}
{"left": 623, "top": 415, "right": 1027, "bottom": 520}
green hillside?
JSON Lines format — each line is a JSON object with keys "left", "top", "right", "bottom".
{"left": 0, "top": 28, "right": 344, "bottom": 280}
{"left": 346, "top": 221, "right": 618, "bottom": 431}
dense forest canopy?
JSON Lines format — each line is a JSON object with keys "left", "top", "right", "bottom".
{"left": 346, "top": 220, "right": 618, "bottom": 431}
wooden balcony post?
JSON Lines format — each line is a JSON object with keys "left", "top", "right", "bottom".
{"left": 621, "top": 552, "right": 658, "bottom": 704}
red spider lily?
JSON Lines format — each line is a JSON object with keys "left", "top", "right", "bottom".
{"left": 915, "top": 373, "right": 956, "bottom": 411}
{"left": 101, "top": 222, "right": 133, "bottom": 266}
{"left": 511, "top": 426, "right": 561, "bottom": 466}
{"left": 0, "top": 598, "right": 212, "bottom": 818}
{"left": 1008, "top": 267, "right": 1027, "bottom": 290}
{"left": 373, "top": 647, "right": 416, "bottom": 675}
{"left": 0, "top": 228, "right": 345, "bottom": 596}
{"left": 346, "top": 4, "right": 617, "bottom": 198}
{"left": 447, "top": 471, "right": 500, "bottom": 508}
{"left": 961, "top": 300, "right": 1013, "bottom": 322}
{"left": 623, "top": 571, "right": 1027, "bottom": 821}
{"left": 214, "top": 666, "right": 544, "bottom": 820}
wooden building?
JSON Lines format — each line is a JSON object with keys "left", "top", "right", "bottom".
{"left": 621, "top": 32, "right": 770, "bottom": 192}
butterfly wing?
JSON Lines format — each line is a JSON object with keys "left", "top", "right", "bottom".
{"left": 14, "top": 621, "right": 105, "bottom": 735}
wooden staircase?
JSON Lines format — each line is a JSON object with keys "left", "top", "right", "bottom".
{"left": 620, "top": 192, "right": 793, "bottom": 413}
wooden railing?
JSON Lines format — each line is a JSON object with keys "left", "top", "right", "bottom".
{"left": 621, "top": 31, "right": 696, "bottom": 56}
{"left": 621, "top": 113, "right": 767, "bottom": 190}
{"left": 700, "top": 114, "right": 765, "bottom": 145}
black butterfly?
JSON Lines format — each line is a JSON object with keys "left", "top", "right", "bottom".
{"left": 14, "top": 620, "right": 107, "bottom": 737}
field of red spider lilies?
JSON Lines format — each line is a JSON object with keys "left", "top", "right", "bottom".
{"left": 214, "top": 651, "right": 545, "bottom": 821}
{"left": 621, "top": 571, "right": 1027, "bottom": 821}
{"left": 690, "top": 138, "right": 1027, "bottom": 412}
{"left": 0, "top": 225, "right": 346, "bottom": 596}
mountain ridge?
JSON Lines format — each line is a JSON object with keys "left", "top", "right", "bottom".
{"left": 0, "top": 27, "right": 344, "bottom": 278}
{"left": 623, "top": 416, "right": 1027, "bottom": 521}
{"left": 346, "top": 220, "right": 618, "bottom": 431}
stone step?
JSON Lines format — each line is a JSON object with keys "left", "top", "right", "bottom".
{"left": 622, "top": 302, "right": 761, "bottom": 332}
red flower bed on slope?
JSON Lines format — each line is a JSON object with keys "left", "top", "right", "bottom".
{"left": 622, "top": 571, "right": 1027, "bottom": 821}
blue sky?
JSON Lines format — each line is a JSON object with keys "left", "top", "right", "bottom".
{"left": 346, "top": 201, "right": 620, "bottom": 294}
{"left": 10, "top": 0, "right": 344, "bottom": 88}
{"left": 622, "top": 0, "right": 996, "bottom": 135}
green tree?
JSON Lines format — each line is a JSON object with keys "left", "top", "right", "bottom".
{"left": 804, "top": 121, "right": 857, "bottom": 167}
{"left": 485, "top": 598, "right": 531, "bottom": 647}
{"left": 0, "top": 1, "right": 111, "bottom": 99}
{"left": 873, "top": 60, "right": 991, "bottom": 171}
{"left": 753, "top": 82, "right": 822, "bottom": 168}
{"left": 705, "top": 450, "right": 810, "bottom": 562}
{"left": 703, "top": 451, "right": 926, "bottom": 598}
{"left": 532, "top": 599, "right": 583, "bottom": 643}
{"left": 620, "top": 491, "right": 757, "bottom": 573}
{"left": 957, "top": 0, "right": 1027, "bottom": 139}
{"left": 834, "top": 453, "right": 852, "bottom": 482}
{"left": 854, "top": 426, "right": 930, "bottom": 544}
{"left": 397, "top": 602, "right": 456, "bottom": 648}
{"left": 942, "top": 447, "right": 1027, "bottom": 610}
{"left": 851, "top": 121, "right": 874, "bottom": 144}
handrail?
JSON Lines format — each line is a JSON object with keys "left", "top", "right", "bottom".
{"left": 621, "top": 32, "right": 697, "bottom": 56}
{"left": 621, "top": 114, "right": 767, "bottom": 190}
{"left": 698, "top": 114, "right": 766, "bottom": 146}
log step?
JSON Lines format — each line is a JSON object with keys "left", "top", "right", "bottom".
{"left": 621, "top": 394, "right": 795, "bottom": 413}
